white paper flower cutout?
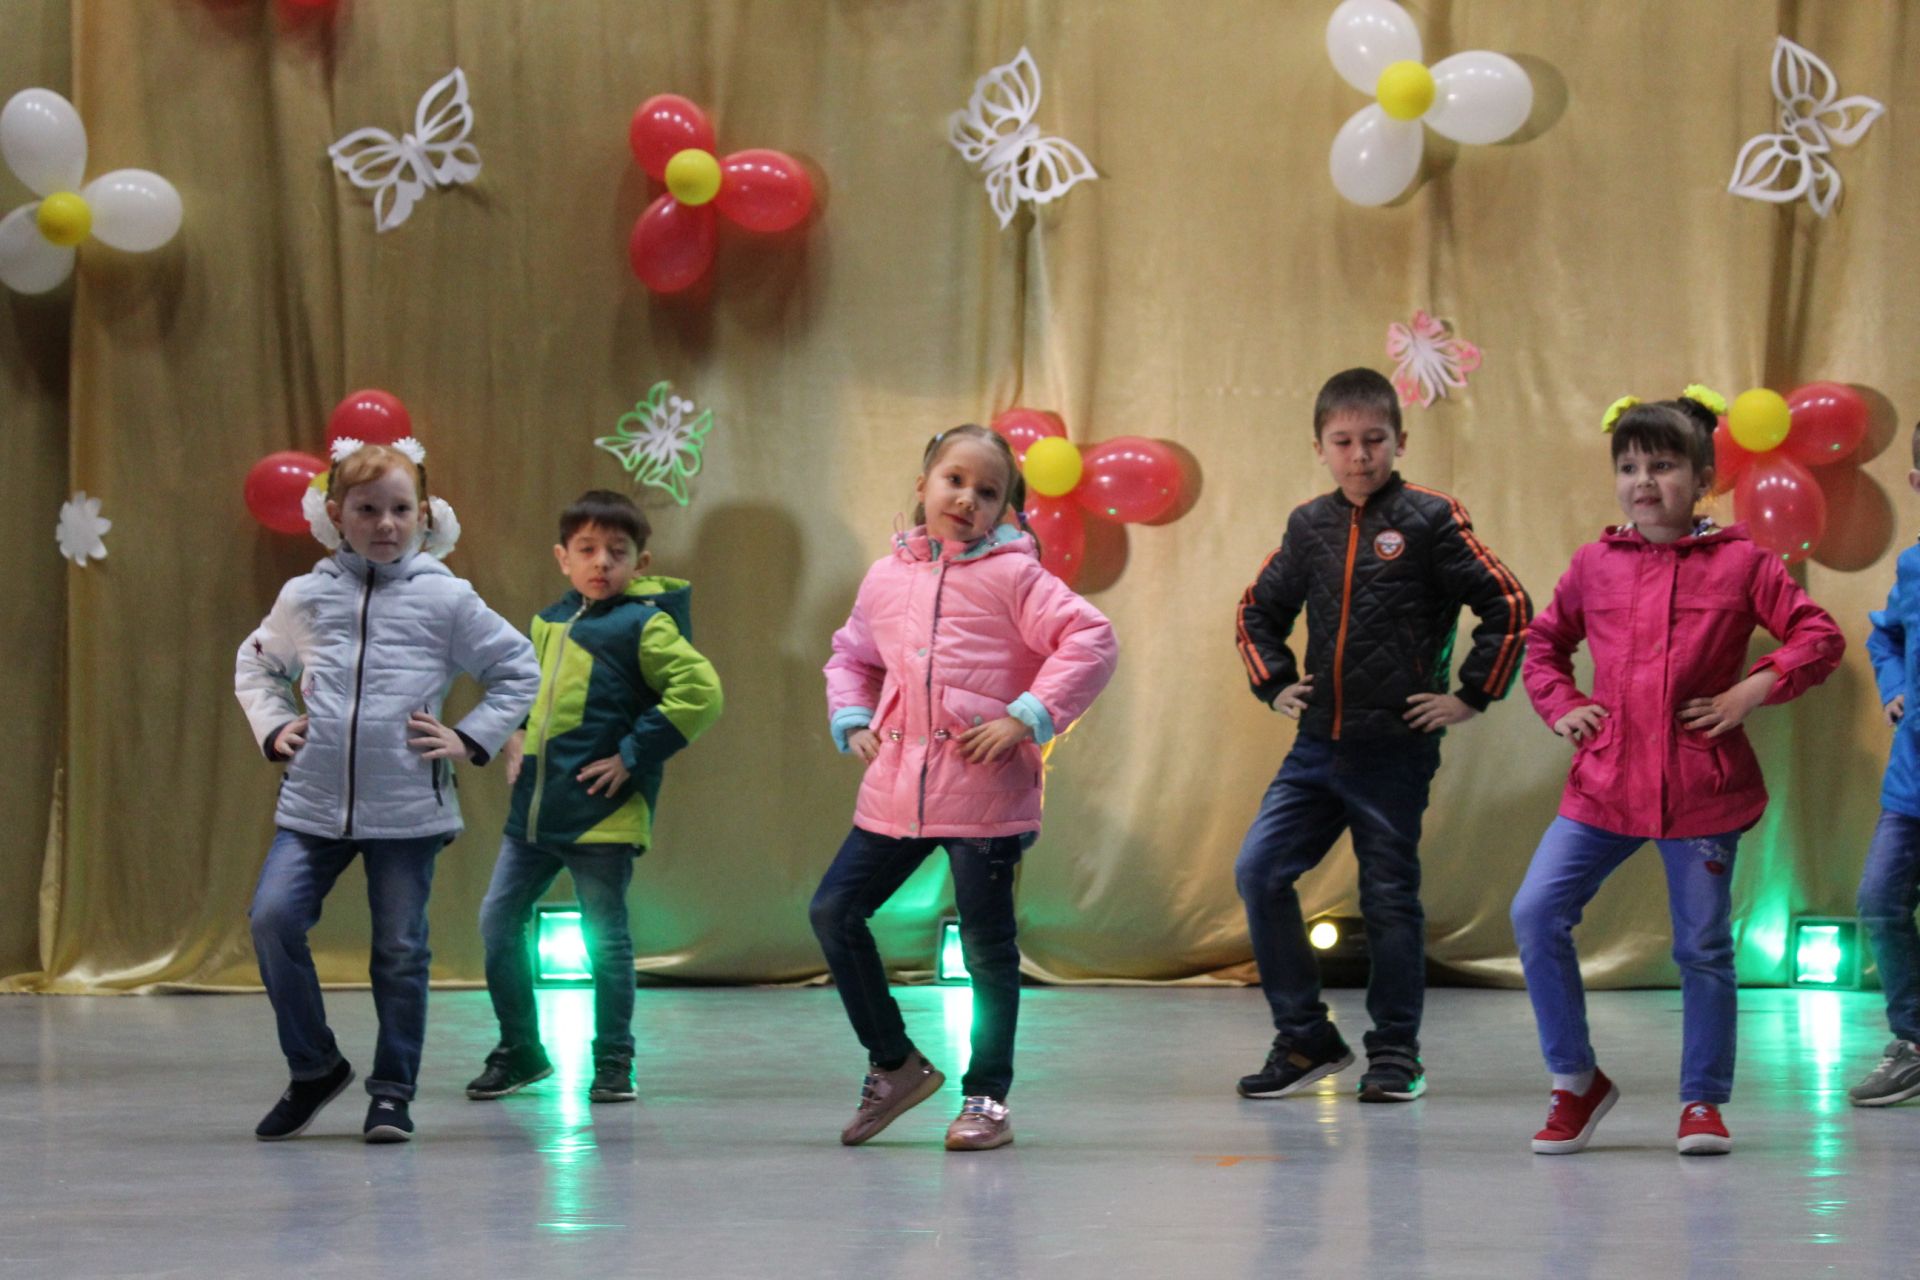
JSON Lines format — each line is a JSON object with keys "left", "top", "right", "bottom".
{"left": 328, "top": 68, "right": 481, "bottom": 233}
{"left": 1728, "top": 37, "right": 1884, "bottom": 218}
{"left": 56, "top": 491, "right": 111, "bottom": 566}
{"left": 1387, "top": 311, "right": 1480, "bottom": 408}
{"left": 1324, "top": 0, "right": 1533, "bottom": 207}
{"left": 0, "top": 89, "right": 184, "bottom": 294}
{"left": 948, "top": 48, "right": 1097, "bottom": 229}
{"left": 596, "top": 381, "right": 713, "bottom": 506}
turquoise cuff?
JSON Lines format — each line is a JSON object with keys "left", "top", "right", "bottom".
{"left": 1007, "top": 693, "right": 1056, "bottom": 746}
{"left": 830, "top": 706, "right": 874, "bottom": 754}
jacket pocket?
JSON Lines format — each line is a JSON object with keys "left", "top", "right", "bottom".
{"left": 940, "top": 686, "right": 1014, "bottom": 735}
{"left": 1676, "top": 728, "right": 1732, "bottom": 795}
{"left": 1567, "top": 714, "right": 1617, "bottom": 796}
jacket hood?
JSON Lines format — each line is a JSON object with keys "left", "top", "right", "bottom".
{"left": 892, "top": 523, "right": 1034, "bottom": 565}
{"left": 1600, "top": 520, "right": 1750, "bottom": 549}
{"left": 554, "top": 575, "right": 694, "bottom": 638}
{"left": 315, "top": 548, "right": 454, "bottom": 583}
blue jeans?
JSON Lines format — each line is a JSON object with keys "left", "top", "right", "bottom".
{"left": 478, "top": 834, "right": 637, "bottom": 1065}
{"left": 1858, "top": 810, "right": 1920, "bottom": 1042}
{"left": 1234, "top": 732, "right": 1441, "bottom": 1052}
{"left": 1510, "top": 816, "right": 1740, "bottom": 1103}
{"left": 249, "top": 827, "right": 447, "bottom": 1101}
{"left": 809, "top": 828, "right": 1023, "bottom": 1100}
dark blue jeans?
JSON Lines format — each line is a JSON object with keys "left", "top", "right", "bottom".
{"left": 1858, "top": 810, "right": 1920, "bottom": 1043}
{"left": 249, "top": 827, "right": 447, "bottom": 1101}
{"left": 1234, "top": 732, "right": 1441, "bottom": 1053}
{"left": 479, "top": 834, "right": 637, "bottom": 1066}
{"left": 809, "top": 827, "right": 1023, "bottom": 1100}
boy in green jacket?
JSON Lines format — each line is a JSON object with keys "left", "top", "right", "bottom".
{"left": 468, "top": 490, "right": 723, "bottom": 1103}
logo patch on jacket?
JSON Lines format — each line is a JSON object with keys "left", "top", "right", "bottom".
{"left": 1373, "top": 529, "right": 1406, "bottom": 561}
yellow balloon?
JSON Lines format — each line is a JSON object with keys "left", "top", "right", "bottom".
{"left": 1376, "top": 61, "right": 1436, "bottom": 122}
{"left": 1024, "top": 437, "right": 1084, "bottom": 498}
{"left": 1729, "top": 387, "right": 1791, "bottom": 453}
{"left": 664, "top": 148, "right": 722, "bottom": 206}
{"left": 35, "top": 191, "right": 92, "bottom": 247}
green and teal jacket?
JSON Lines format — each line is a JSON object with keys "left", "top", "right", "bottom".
{"left": 506, "top": 575, "right": 722, "bottom": 849}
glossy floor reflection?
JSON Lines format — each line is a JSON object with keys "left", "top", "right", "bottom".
{"left": 3, "top": 986, "right": 1919, "bottom": 1277}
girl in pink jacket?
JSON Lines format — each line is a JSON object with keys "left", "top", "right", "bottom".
{"left": 1512, "top": 390, "right": 1843, "bottom": 1158}
{"left": 813, "top": 424, "right": 1118, "bottom": 1153}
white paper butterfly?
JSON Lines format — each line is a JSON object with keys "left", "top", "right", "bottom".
{"left": 947, "top": 48, "right": 1096, "bottom": 230}
{"left": 328, "top": 68, "right": 482, "bottom": 232}
{"left": 1728, "top": 37, "right": 1884, "bottom": 219}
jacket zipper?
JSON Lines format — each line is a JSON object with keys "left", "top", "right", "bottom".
{"left": 1331, "top": 503, "right": 1362, "bottom": 740}
{"left": 342, "top": 566, "right": 375, "bottom": 836}
{"left": 917, "top": 561, "right": 950, "bottom": 834}
{"left": 526, "top": 600, "right": 591, "bottom": 843}
{"left": 427, "top": 705, "right": 443, "bottom": 807}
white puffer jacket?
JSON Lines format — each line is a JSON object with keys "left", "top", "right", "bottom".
{"left": 235, "top": 549, "right": 540, "bottom": 840}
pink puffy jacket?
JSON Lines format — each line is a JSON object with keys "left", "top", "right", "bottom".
{"left": 1524, "top": 522, "right": 1843, "bottom": 839}
{"left": 825, "top": 526, "right": 1119, "bottom": 839}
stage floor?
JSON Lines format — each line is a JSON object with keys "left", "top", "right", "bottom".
{"left": 2, "top": 984, "right": 1915, "bottom": 1277}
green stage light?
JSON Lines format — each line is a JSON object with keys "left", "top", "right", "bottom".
{"left": 937, "top": 918, "right": 969, "bottom": 984}
{"left": 1790, "top": 917, "right": 1861, "bottom": 990}
{"left": 535, "top": 905, "right": 593, "bottom": 986}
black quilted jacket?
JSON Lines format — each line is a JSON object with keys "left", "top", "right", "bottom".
{"left": 1236, "top": 474, "right": 1532, "bottom": 740}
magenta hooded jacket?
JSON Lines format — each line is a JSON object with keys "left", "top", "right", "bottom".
{"left": 825, "top": 525, "right": 1118, "bottom": 839}
{"left": 1523, "top": 522, "right": 1844, "bottom": 839}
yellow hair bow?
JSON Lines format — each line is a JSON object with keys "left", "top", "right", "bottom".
{"left": 1601, "top": 395, "right": 1640, "bottom": 433}
{"left": 1680, "top": 384, "right": 1728, "bottom": 416}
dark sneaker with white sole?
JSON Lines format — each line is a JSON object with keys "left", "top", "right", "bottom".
{"left": 1236, "top": 1031, "right": 1356, "bottom": 1098}
{"left": 364, "top": 1098, "right": 414, "bottom": 1143}
{"left": 1358, "top": 1046, "right": 1425, "bottom": 1102}
{"left": 590, "top": 1061, "right": 637, "bottom": 1103}
{"left": 465, "top": 1046, "right": 554, "bottom": 1100}
{"left": 1848, "top": 1039, "right": 1920, "bottom": 1107}
{"left": 254, "top": 1059, "right": 355, "bottom": 1141}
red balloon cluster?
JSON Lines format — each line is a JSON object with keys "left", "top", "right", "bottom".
{"left": 992, "top": 408, "right": 1195, "bottom": 588}
{"left": 1715, "top": 382, "right": 1869, "bottom": 565}
{"left": 243, "top": 390, "right": 413, "bottom": 535}
{"left": 628, "top": 94, "right": 814, "bottom": 294}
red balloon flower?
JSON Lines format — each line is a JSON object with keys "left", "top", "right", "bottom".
{"left": 627, "top": 94, "right": 814, "bottom": 294}
{"left": 990, "top": 408, "right": 1195, "bottom": 588}
{"left": 1714, "top": 381, "right": 1869, "bottom": 565}
{"left": 247, "top": 389, "right": 415, "bottom": 535}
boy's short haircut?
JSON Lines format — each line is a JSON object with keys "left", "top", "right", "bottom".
{"left": 1610, "top": 403, "right": 1714, "bottom": 476}
{"left": 1910, "top": 421, "right": 1920, "bottom": 470}
{"left": 1313, "top": 368, "right": 1402, "bottom": 439}
{"left": 559, "top": 489, "right": 650, "bottom": 551}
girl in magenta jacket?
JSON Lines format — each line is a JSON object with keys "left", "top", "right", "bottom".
{"left": 812, "top": 424, "right": 1118, "bottom": 1153}
{"left": 1512, "top": 390, "right": 1843, "bottom": 1159}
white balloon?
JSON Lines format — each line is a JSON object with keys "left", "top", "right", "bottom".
{"left": 83, "top": 169, "right": 183, "bottom": 252}
{"left": 0, "top": 88, "right": 87, "bottom": 197}
{"left": 1329, "top": 104, "right": 1424, "bottom": 206}
{"left": 0, "top": 203, "right": 76, "bottom": 293}
{"left": 1424, "top": 51, "right": 1533, "bottom": 145}
{"left": 1325, "top": 0, "right": 1423, "bottom": 96}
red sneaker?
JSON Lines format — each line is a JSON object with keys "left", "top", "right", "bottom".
{"left": 1676, "top": 1102, "right": 1731, "bottom": 1156}
{"left": 1530, "top": 1069, "right": 1619, "bottom": 1154}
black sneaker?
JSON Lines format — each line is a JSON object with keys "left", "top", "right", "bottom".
{"left": 1357, "top": 1046, "right": 1425, "bottom": 1102}
{"left": 1236, "top": 1031, "right": 1355, "bottom": 1098}
{"left": 589, "top": 1061, "right": 637, "bottom": 1104}
{"left": 364, "top": 1097, "right": 414, "bottom": 1143}
{"left": 254, "top": 1059, "right": 355, "bottom": 1141}
{"left": 465, "top": 1045, "right": 554, "bottom": 1100}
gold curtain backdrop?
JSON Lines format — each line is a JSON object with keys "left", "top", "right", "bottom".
{"left": 3, "top": 0, "right": 1916, "bottom": 993}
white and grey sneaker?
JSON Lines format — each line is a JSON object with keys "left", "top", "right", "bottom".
{"left": 1848, "top": 1039, "right": 1920, "bottom": 1107}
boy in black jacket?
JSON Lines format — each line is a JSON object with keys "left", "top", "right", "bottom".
{"left": 1233, "top": 368, "right": 1530, "bottom": 1102}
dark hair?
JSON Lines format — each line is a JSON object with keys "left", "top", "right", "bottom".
{"left": 1610, "top": 402, "right": 1714, "bottom": 476}
{"left": 1909, "top": 421, "right": 1920, "bottom": 470}
{"left": 1313, "top": 367, "right": 1401, "bottom": 440}
{"left": 911, "top": 424, "right": 1041, "bottom": 556}
{"left": 559, "top": 489, "right": 650, "bottom": 551}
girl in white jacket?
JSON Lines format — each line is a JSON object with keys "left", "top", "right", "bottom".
{"left": 235, "top": 439, "right": 537, "bottom": 1144}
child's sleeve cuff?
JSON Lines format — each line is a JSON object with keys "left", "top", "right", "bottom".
{"left": 830, "top": 706, "right": 874, "bottom": 754}
{"left": 1007, "top": 693, "right": 1056, "bottom": 746}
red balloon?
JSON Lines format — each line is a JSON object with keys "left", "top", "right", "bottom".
{"left": 715, "top": 149, "right": 814, "bottom": 232}
{"left": 1735, "top": 453, "right": 1827, "bottom": 565}
{"left": 629, "top": 195, "right": 717, "bottom": 293}
{"left": 1784, "top": 382, "right": 1868, "bottom": 467}
{"left": 1711, "top": 419, "right": 1752, "bottom": 496}
{"left": 1074, "top": 437, "right": 1182, "bottom": 524}
{"left": 990, "top": 408, "right": 1067, "bottom": 467}
{"left": 1021, "top": 495, "right": 1086, "bottom": 587}
{"left": 245, "top": 451, "right": 326, "bottom": 535}
{"left": 326, "top": 389, "right": 412, "bottom": 449}
{"left": 629, "top": 94, "right": 715, "bottom": 180}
